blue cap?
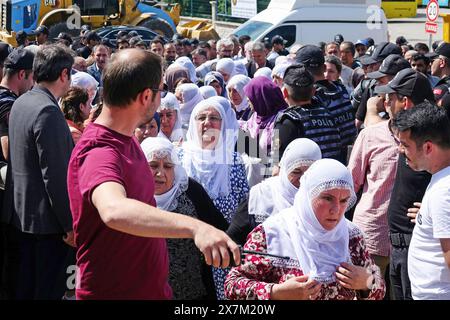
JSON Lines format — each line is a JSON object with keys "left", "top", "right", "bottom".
{"left": 355, "top": 39, "right": 369, "bottom": 47}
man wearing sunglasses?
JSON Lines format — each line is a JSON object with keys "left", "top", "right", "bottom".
{"left": 426, "top": 42, "right": 450, "bottom": 104}
{"left": 68, "top": 49, "right": 240, "bottom": 300}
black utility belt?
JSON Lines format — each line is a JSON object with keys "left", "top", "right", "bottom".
{"left": 389, "top": 232, "right": 412, "bottom": 248}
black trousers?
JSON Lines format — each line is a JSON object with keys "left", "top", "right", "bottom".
{"left": 1, "top": 224, "right": 74, "bottom": 300}
{"left": 389, "top": 246, "right": 412, "bottom": 300}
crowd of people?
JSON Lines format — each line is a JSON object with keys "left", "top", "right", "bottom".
{"left": 0, "top": 24, "right": 449, "bottom": 301}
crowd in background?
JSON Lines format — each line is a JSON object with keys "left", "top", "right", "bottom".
{"left": 0, "top": 23, "right": 449, "bottom": 301}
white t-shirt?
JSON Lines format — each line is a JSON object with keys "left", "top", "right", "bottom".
{"left": 408, "top": 166, "right": 450, "bottom": 300}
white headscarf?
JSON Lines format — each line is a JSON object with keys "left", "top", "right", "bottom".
{"left": 183, "top": 97, "right": 237, "bottom": 199}
{"left": 176, "top": 83, "right": 204, "bottom": 127}
{"left": 199, "top": 85, "right": 217, "bottom": 99}
{"left": 263, "top": 159, "right": 357, "bottom": 283}
{"left": 233, "top": 61, "right": 248, "bottom": 76}
{"left": 141, "top": 137, "right": 189, "bottom": 211}
{"left": 71, "top": 71, "right": 99, "bottom": 91}
{"left": 272, "top": 63, "right": 291, "bottom": 80}
{"left": 174, "top": 56, "right": 198, "bottom": 83}
{"left": 157, "top": 92, "right": 184, "bottom": 142}
{"left": 226, "top": 74, "right": 251, "bottom": 113}
{"left": 249, "top": 138, "right": 322, "bottom": 224}
{"left": 254, "top": 67, "right": 272, "bottom": 80}
{"left": 216, "top": 58, "right": 235, "bottom": 81}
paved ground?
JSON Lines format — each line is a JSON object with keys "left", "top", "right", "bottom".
{"left": 184, "top": 7, "right": 450, "bottom": 46}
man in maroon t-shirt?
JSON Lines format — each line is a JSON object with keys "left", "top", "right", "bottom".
{"left": 67, "top": 49, "right": 240, "bottom": 300}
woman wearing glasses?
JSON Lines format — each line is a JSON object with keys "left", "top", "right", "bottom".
{"left": 180, "top": 96, "right": 249, "bottom": 300}
{"left": 141, "top": 137, "right": 228, "bottom": 300}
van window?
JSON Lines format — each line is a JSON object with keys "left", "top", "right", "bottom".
{"left": 233, "top": 21, "right": 273, "bottom": 40}
{"left": 264, "top": 25, "right": 296, "bottom": 47}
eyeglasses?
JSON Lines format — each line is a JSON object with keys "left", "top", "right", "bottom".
{"left": 195, "top": 114, "right": 222, "bottom": 123}
{"left": 150, "top": 88, "right": 168, "bottom": 98}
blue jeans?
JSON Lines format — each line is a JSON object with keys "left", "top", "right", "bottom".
{"left": 390, "top": 246, "right": 412, "bottom": 300}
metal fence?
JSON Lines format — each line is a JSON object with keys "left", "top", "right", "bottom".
{"left": 167, "top": 0, "right": 271, "bottom": 22}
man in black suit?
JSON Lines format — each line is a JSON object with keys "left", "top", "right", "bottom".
{"left": 1, "top": 45, "right": 75, "bottom": 300}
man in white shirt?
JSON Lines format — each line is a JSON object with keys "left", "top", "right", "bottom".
{"left": 394, "top": 102, "right": 450, "bottom": 300}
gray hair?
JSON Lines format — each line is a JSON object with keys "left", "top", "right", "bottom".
{"left": 217, "top": 38, "right": 234, "bottom": 51}
{"left": 252, "top": 42, "right": 265, "bottom": 52}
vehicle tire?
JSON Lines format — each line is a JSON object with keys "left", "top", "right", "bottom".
{"left": 48, "top": 22, "right": 81, "bottom": 39}
{"left": 139, "top": 18, "right": 174, "bottom": 38}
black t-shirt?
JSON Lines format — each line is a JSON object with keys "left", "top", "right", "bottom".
{"left": 387, "top": 154, "right": 431, "bottom": 234}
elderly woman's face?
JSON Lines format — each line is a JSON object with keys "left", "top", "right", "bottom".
{"left": 287, "top": 165, "right": 309, "bottom": 188}
{"left": 312, "top": 188, "right": 351, "bottom": 231}
{"left": 149, "top": 156, "right": 175, "bottom": 195}
{"left": 159, "top": 109, "right": 177, "bottom": 138}
{"left": 195, "top": 107, "right": 222, "bottom": 150}
{"left": 228, "top": 88, "right": 242, "bottom": 108}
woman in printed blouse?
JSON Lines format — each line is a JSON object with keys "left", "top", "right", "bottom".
{"left": 180, "top": 96, "right": 249, "bottom": 300}
{"left": 141, "top": 137, "right": 228, "bottom": 300}
{"left": 225, "top": 159, "right": 385, "bottom": 300}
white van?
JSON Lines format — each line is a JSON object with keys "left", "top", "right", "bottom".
{"left": 233, "top": 0, "right": 389, "bottom": 46}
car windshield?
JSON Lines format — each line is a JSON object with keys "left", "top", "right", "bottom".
{"left": 233, "top": 20, "right": 273, "bottom": 40}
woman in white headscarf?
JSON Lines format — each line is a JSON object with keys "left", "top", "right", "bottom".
{"left": 225, "top": 159, "right": 386, "bottom": 300}
{"left": 174, "top": 56, "right": 198, "bottom": 83}
{"left": 199, "top": 85, "right": 217, "bottom": 99}
{"left": 141, "top": 137, "right": 228, "bottom": 300}
{"left": 253, "top": 67, "right": 272, "bottom": 80}
{"left": 157, "top": 92, "right": 184, "bottom": 142}
{"left": 71, "top": 71, "right": 99, "bottom": 108}
{"left": 227, "top": 138, "right": 322, "bottom": 245}
{"left": 272, "top": 63, "right": 291, "bottom": 88}
{"left": 175, "top": 83, "right": 204, "bottom": 128}
{"left": 226, "top": 74, "right": 252, "bottom": 121}
{"left": 180, "top": 97, "right": 249, "bottom": 300}
{"left": 216, "top": 58, "right": 235, "bottom": 84}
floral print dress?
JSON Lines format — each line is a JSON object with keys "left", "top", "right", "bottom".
{"left": 224, "top": 223, "right": 386, "bottom": 300}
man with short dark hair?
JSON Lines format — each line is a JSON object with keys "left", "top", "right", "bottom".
{"left": 0, "top": 49, "right": 35, "bottom": 298}
{"left": 274, "top": 64, "right": 342, "bottom": 162}
{"left": 2, "top": 45, "right": 75, "bottom": 299}
{"left": 150, "top": 39, "right": 165, "bottom": 57}
{"left": 191, "top": 48, "right": 207, "bottom": 67}
{"left": 410, "top": 53, "right": 439, "bottom": 87}
{"left": 267, "top": 35, "right": 289, "bottom": 64}
{"left": 366, "top": 68, "right": 435, "bottom": 300}
{"left": 68, "top": 49, "right": 239, "bottom": 299}
{"left": 163, "top": 42, "right": 176, "bottom": 66}
{"left": 340, "top": 41, "right": 360, "bottom": 69}
{"left": 394, "top": 102, "right": 450, "bottom": 300}
{"left": 77, "top": 31, "right": 100, "bottom": 59}
{"left": 0, "top": 43, "right": 12, "bottom": 82}
{"left": 87, "top": 44, "right": 110, "bottom": 87}
{"left": 15, "top": 31, "right": 29, "bottom": 48}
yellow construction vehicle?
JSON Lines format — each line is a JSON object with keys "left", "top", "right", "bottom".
{"left": 0, "top": 0, "right": 181, "bottom": 46}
